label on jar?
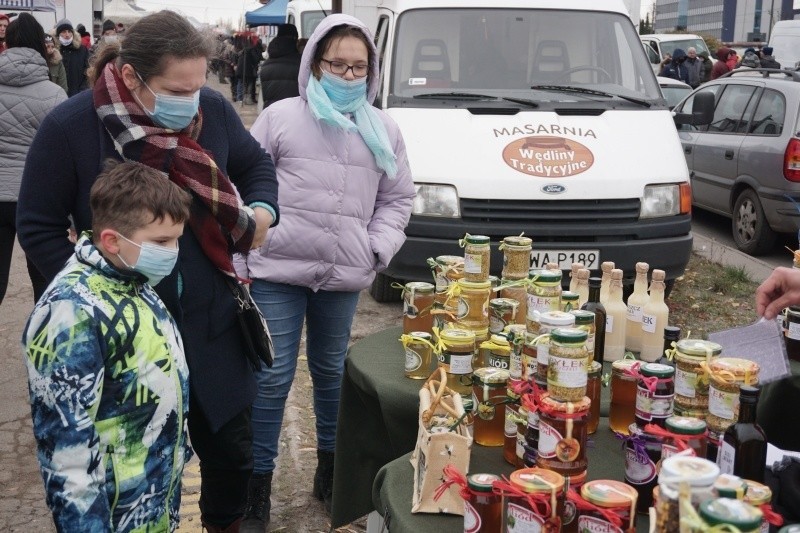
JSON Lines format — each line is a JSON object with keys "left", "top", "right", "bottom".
{"left": 627, "top": 304, "right": 643, "bottom": 323}
{"left": 450, "top": 354, "right": 473, "bottom": 375}
{"left": 789, "top": 321, "right": 800, "bottom": 340}
{"left": 403, "top": 300, "right": 419, "bottom": 318}
{"left": 506, "top": 502, "right": 545, "bottom": 531}
{"left": 537, "top": 420, "right": 562, "bottom": 459}
{"left": 547, "top": 355, "right": 588, "bottom": 388}
{"left": 489, "top": 314, "right": 507, "bottom": 334}
{"left": 536, "top": 343, "right": 550, "bottom": 366}
{"left": 635, "top": 388, "right": 674, "bottom": 421}
{"left": 464, "top": 253, "right": 483, "bottom": 274}
{"left": 675, "top": 368, "right": 698, "bottom": 398}
{"left": 718, "top": 440, "right": 736, "bottom": 475}
{"left": 434, "top": 273, "right": 448, "bottom": 292}
{"left": 624, "top": 446, "right": 657, "bottom": 485}
{"left": 641, "top": 313, "right": 657, "bottom": 333}
{"left": 505, "top": 413, "right": 517, "bottom": 437}
{"left": 510, "top": 350, "right": 522, "bottom": 380}
{"left": 464, "top": 501, "right": 481, "bottom": 533}
{"left": 489, "top": 353, "right": 510, "bottom": 370}
{"left": 661, "top": 443, "right": 692, "bottom": 462}
{"left": 578, "top": 515, "right": 623, "bottom": 533}
{"left": 527, "top": 295, "right": 558, "bottom": 317}
{"left": 516, "top": 431, "right": 525, "bottom": 458}
{"left": 709, "top": 386, "right": 737, "bottom": 421}
{"left": 606, "top": 315, "right": 614, "bottom": 333}
{"left": 404, "top": 348, "right": 422, "bottom": 372}
{"left": 457, "top": 298, "right": 470, "bottom": 319}
{"left": 523, "top": 350, "right": 537, "bottom": 381}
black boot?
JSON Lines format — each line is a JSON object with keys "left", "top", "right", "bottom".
{"left": 312, "top": 449, "right": 335, "bottom": 514}
{"left": 240, "top": 472, "right": 272, "bottom": 533}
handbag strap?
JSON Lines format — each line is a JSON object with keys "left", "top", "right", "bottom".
{"left": 422, "top": 368, "right": 461, "bottom": 421}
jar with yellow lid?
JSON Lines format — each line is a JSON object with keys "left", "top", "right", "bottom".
{"left": 480, "top": 334, "right": 511, "bottom": 371}
{"left": 547, "top": 327, "right": 589, "bottom": 402}
{"left": 707, "top": 357, "right": 760, "bottom": 434}
{"left": 402, "top": 281, "right": 435, "bottom": 335}
{"left": 675, "top": 339, "right": 722, "bottom": 411}
{"left": 454, "top": 279, "right": 491, "bottom": 329}
{"left": 526, "top": 269, "right": 563, "bottom": 322}
{"left": 472, "top": 367, "right": 510, "bottom": 446}
{"left": 489, "top": 297, "right": 520, "bottom": 334}
{"left": 500, "top": 235, "right": 532, "bottom": 280}
{"left": 461, "top": 234, "right": 490, "bottom": 282}
{"left": 537, "top": 393, "right": 590, "bottom": 477}
{"left": 743, "top": 480, "right": 778, "bottom": 533}
{"left": 436, "top": 328, "right": 475, "bottom": 396}
{"left": 578, "top": 480, "right": 638, "bottom": 533}
{"left": 610, "top": 359, "right": 639, "bottom": 434}
{"left": 400, "top": 332, "right": 436, "bottom": 380}
{"left": 497, "top": 468, "right": 565, "bottom": 531}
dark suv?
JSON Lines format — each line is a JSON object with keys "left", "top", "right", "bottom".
{"left": 674, "top": 68, "right": 800, "bottom": 255}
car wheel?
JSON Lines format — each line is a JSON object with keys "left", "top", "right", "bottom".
{"left": 369, "top": 273, "right": 403, "bottom": 303}
{"left": 731, "top": 189, "right": 777, "bottom": 255}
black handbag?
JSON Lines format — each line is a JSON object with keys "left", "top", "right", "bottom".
{"left": 228, "top": 279, "right": 274, "bottom": 371}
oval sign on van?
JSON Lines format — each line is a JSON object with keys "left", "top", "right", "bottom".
{"left": 542, "top": 184, "right": 566, "bottom": 194}
{"left": 503, "top": 136, "right": 594, "bottom": 178}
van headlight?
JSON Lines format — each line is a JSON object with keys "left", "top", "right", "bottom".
{"left": 641, "top": 184, "right": 680, "bottom": 218}
{"left": 412, "top": 184, "right": 460, "bottom": 217}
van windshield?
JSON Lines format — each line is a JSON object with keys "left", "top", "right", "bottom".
{"left": 301, "top": 10, "right": 326, "bottom": 38}
{"left": 390, "top": 8, "right": 661, "bottom": 104}
{"left": 657, "top": 38, "right": 710, "bottom": 58}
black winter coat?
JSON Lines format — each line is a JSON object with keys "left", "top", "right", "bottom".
{"left": 259, "top": 37, "right": 301, "bottom": 109}
{"left": 59, "top": 41, "right": 89, "bottom": 97}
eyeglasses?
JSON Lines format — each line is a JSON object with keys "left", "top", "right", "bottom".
{"left": 321, "top": 58, "right": 369, "bottom": 78}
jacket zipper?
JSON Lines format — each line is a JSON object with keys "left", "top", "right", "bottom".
{"left": 164, "top": 347, "right": 184, "bottom": 520}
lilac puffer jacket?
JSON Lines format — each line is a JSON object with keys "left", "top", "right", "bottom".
{"left": 246, "top": 14, "right": 415, "bottom": 292}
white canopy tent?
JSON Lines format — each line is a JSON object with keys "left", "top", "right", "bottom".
{"left": 103, "top": 0, "right": 148, "bottom": 25}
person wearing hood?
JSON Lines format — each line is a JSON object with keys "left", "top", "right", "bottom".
{"left": 243, "top": 13, "right": 415, "bottom": 531}
{"left": 659, "top": 47, "right": 689, "bottom": 83}
{"left": 0, "top": 13, "right": 9, "bottom": 52}
{"left": 739, "top": 47, "right": 761, "bottom": 68}
{"left": 0, "top": 13, "right": 67, "bottom": 306}
{"left": 76, "top": 23, "right": 91, "bottom": 48}
{"left": 44, "top": 34, "right": 68, "bottom": 93}
{"left": 258, "top": 24, "right": 301, "bottom": 108}
{"left": 698, "top": 50, "right": 713, "bottom": 83}
{"left": 55, "top": 18, "right": 89, "bottom": 96}
{"left": 711, "top": 46, "right": 736, "bottom": 80}
{"left": 760, "top": 46, "right": 781, "bottom": 69}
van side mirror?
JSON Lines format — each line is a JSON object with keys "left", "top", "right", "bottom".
{"left": 673, "top": 91, "right": 715, "bottom": 126}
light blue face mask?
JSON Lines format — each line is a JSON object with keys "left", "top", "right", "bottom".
{"left": 319, "top": 70, "right": 367, "bottom": 111}
{"left": 136, "top": 72, "right": 199, "bottom": 130}
{"left": 116, "top": 233, "right": 179, "bottom": 286}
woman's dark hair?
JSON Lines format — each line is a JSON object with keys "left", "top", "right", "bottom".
{"left": 88, "top": 10, "right": 215, "bottom": 85}
{"left": 312, "top": 24, "right": 374, "bottom": 81}
{"left": 6, "top": 13, "right": 48, "bottom": 64}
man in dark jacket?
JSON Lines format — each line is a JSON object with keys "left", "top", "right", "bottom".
{"left": 659, "top": 48, "right": 689, "bottom": 83}
{"left": 55, "top": 19, "right": 89, "bottom": 96}
{"left": 237, "top": 37, "right": 263, "bottom": 105}
{"left": 259, "top": 24, "right": 301, "bottom": 109}
{"left": 760, "top": 46, "right": 782, "bottom": 69}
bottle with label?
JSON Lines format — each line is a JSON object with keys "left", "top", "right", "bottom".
{"left": 657, "top": 325, "right": 681, "bottom": 367}
{"left": 718, "top": 385, "right": 767, "bottom": 483}
{"left": 639, "top": 269, "right": 670, "bottom": 362}
{"left": 625, "top": 262, "right": 650, "bottom": 354}
{"left": 599, "top": 261, "right": 615, "bottom": 305}
{"left": 580, "top": 277, "right": 606, "bottom": 364}
{"left": 604, "top": 269, "right": 628, "bottom": 362}
{"left": 568, "top": 262, "right": 584, "bottom": 293}
{"left": 575, "top": 268, "right": 590, "bottom": 308}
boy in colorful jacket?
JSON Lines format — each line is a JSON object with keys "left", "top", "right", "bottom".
{"left": 22, "top": 161, "right": 193, "bottom": 532}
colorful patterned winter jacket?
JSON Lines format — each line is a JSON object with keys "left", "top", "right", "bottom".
{"left": 22, "top": 234, "right": 190, "bottom": 533}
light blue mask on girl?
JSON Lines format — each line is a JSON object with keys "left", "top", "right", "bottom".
{"left": 136, "top": 72, "right": 199, "bottom": 130}
{"left": 117, "top": 233, "right": 179, "bottom": 286}
{"left": 306, "top": 70, "right": 398, "bottom": 178}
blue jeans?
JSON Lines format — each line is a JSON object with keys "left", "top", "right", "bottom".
{"left": 249, "top": 280, "right": 361, "bottom": 474}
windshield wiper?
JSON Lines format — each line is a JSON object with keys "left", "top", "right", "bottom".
{"left": 413, "top": 92, "right": 498, "bottom": 100}
{"left": 530, "top": 85, "right": 651, "bottom": 108}
{"left": 501, "top": 97, "right": 539, "bottom": 108}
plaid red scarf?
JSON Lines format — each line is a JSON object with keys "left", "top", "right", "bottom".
{"left": 93, "top": 62, "right": 255, "bottom": 278}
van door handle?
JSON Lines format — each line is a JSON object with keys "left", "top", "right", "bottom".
{"left": 724, "top": 150, "right": 734, "bottom": 160}
{"left": 684, "top": 146, "right": 692, "bottom": 154}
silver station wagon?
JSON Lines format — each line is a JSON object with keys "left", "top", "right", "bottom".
{"left": 674, "top": 68, "right": 800, "bottom": 254}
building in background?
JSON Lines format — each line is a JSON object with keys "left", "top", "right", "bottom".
{"left": 654, "top": 0, "right": 797, "bottom": 41}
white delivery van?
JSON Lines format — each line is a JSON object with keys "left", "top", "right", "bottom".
{"left": 769, "top": 20, "right": 800, "bottom": 69}
{"left": 640, "top": 33, "right": 714, "bottom": 74}
{"left": 342, "top": 0, "right": 713, "bottom": 301}
{"left": 287, "top": 0, "right": 332, "bottom": 38}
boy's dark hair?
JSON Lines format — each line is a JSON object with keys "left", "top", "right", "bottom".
{"left": 90, "top": 160, "right": 193, "bottom": 237}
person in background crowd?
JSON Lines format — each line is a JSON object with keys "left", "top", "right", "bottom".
{"left": 727, "top": 50, "right": 740, "bottom": 70}
{"left": 243, "top": 13, "right": 415, "bottom": 531}
{"left": 237, "top": 36, "right": 263, "bottom": 105}
{"left": 90, "top": 19, "right": 119, "bottom": 57}
{"left": 55, "top": 18, "right": 89, "bottom": 96}
{"left": 698, "top": 50, "right": 713, "bottom": 84}
{"left": 760, "top": 46, "right": 781, "bottom": 69}
{"left": 214, "top": 34, "right": 229, "bottom": 84}
{"left": 44, "top": 34, "right": 68, "bottom": 93}
{"left": 0, "top": 13, "right": 9, "bottom": 52}
{"left": 711, "top": 46, "right": 735, "bottom": 79}
{"left": 683, "top": 47, "right": 703, "bottom": 88}
{"left": 231, "top": 35, "right": 244, "bottom": 102}
{"left": 17, "top": 11, "right": 278, "bottom": 532}
{"left": 0, "top": 13, "right": 67, "bottom": 306}
{"left": 739, "top": 47, "right": 761, "bottom": 68}
{"left": 659, "top": 48, "right": 689, "bottom": 83}
{"left": 259, "top": 23, "right": 301, "bottom": 109}
{"left": 116, "top": 22, "right": 125, "bottom": 34}
{"left": 76, "top": 23, "right": 91, "bottom": 48}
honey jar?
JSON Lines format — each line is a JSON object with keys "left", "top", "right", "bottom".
{"left": 499, "top": 281, "right": 528, "bottom": 326}
{"left": 634, "top": 363, "right": 675, "bottom": 429}
{"left": 577, "top": 480, "right": 638, "bottom": 532}
{"left": 706, "top": 357, "right": 759, "bottom": 435}
{"left": 463, "top": 473, "right": 502, "bottom": 533}
{"left": 547, "top": 327, "right": 589, "bottom": 402}
{"left": 537, "top": 393, "right": 590, "bottom": 477}
{"left": 399, "top": 332, "right": 436, "bottom": 380}
{"left": 674, "top": 339, "right": 722, "bottom": 411}
{"left": 430, "top": 254, "right": 464, "bottom": 291}
{"left": 489, "top": 297, "right": 520, "bottom": 334}
{"left": 480, "top": 334, "right": 511, "bottom": 371}
{"left": 402, "top": 281, "right": 435, "bottom": 335}
{"left": 659, "top": 416, "right": 708, "bottom": 460}
{"left": 436, "top": 328, "right": 475, "bottom": 396}
{"left": 526, "top": 269, "right": 563, "bottom": 323}
{"left": 500, "top": 235, "right": 533, "bottom": 280}
{"left": 454, "top": 279, "right": 492, "bottom": 329}
{"left": 497, "top": 468, "right": 565, "bottom": 531}
{"left": 472, "top": 367, "right": 509, "bottom": 447}
{"left": 586, "top": 361, "right": 602, "bottom": 434}
{"left": 461, "top": 234, "right": 491, "bottom": 282}
{"left": 610, "top": 359, "right": 639, "bottom": 435}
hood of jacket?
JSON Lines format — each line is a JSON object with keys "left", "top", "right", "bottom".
{"left": 672, "top": 48, "right": 687, "bottom": 62}
{"left": 74, "top": 232, "right": 148, "bottom": 286}
{"left": 298, "top": 13, "right": 379, "bottom": 102}
{"left": 268, "top": 36, "right": 300, "bottom": 59}
{"left": 0, "top": 47, "right": 50, "bottom": 87}
{"left": 716, "top": 46, "right": 731, "bottom": 62}
{"left": 47, "top": 46, "right": 63, "bottom": 66}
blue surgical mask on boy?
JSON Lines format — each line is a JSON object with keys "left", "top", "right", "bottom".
{"left": 135, "top": 72, "right": 199, "bottom": 130}
{"left": 319, "top": 70, "right": 367, "bottom": 110}
{"left": 116, "top": 234, "right": 179, "bottom": 286}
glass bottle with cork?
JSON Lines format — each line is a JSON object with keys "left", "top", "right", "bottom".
{"left": 569, "top": 262, "right": 584, "bottom": 293}
{"left": 580, "top": 277, "right": 606, "bottom": 364}
{"left": 574, "top": 268, "right": 590, "bottom": 308}
{"left": 625, "top": 262, "right": 650, "bottom": 355}
{"left": 718, "top": 385, "right": 767, "bottom": 483}
{"left": 599, "top": 261, "right": 615, "bottom": 305}
{"left": 604, "top": 268, "right": 628, "bottom": 362}
{"left": 640, "top": 269, "right": 670, "bottom": 362}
